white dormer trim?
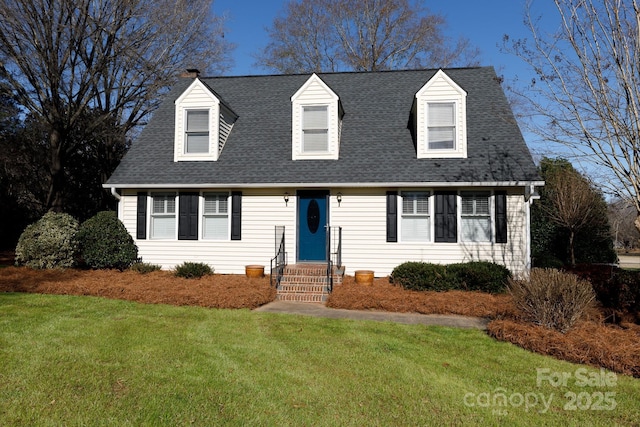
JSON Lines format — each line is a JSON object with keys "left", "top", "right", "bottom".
{"left": 291, "top": 73, "right": 341, "bottom": 160}
{"left": 415, "top": 69, "right": 467, "bottom": 159}
{"left": 174, "top": 79, "right": 220, "bottom": 162}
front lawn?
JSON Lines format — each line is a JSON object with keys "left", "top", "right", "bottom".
{"left": 1, "top": 293, "right": 639, "bottom": 426}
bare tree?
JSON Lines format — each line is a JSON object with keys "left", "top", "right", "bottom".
{"left": 506, "top": 0, "right": 640, "bottom": 230}
{"left": 257, "top": 0, "right": 480, "bottom": 73}
{"left": 0, "top": 0, "right": 233, "bottom": 212}
{"left": 544, "top": 166, "right": 608, "bottom": 266}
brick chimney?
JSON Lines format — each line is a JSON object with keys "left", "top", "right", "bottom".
{"left": 180, "top": 68, "right": 200, "bottom": 78}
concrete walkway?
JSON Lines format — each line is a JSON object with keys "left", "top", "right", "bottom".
{"left": 254, "top": 301, "right": 489, "bottom": 330}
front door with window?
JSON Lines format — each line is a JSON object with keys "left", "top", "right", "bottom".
{"left": 297, "top": 191, "right": 329, "bottom": 262}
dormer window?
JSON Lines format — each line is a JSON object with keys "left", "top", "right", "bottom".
{"left": 291, "top": 74, "right": 342, "bottom": 160}
{"left": 302, "top": 105, "right": 329, "bottom": 152}
{"left": 427, "top": 102, "right": 456, "bottom": 150}
{"left": 185, "top": 110, "right": 210, "bottom": 154}
{"left": 174, "top": 78, "right": 237, "bottom": 162}
{"left": 415, "top": 70, "right": 467, "bottom": 159}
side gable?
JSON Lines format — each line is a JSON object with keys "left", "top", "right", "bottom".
{"left": 174, "top": 78, "right": 237, "bottom": 162}
{"left": 291, "top": 73, "right": 343, "bottom": 160}
{"left": 415, "top": 69, "right": 467, "bottom": 159}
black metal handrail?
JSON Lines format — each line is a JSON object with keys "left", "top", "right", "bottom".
{"left": 325, "top": 226, "right": 342, "bottom": 292}
{"left": 270, "top": 226, "right": 286, "bottom": 288}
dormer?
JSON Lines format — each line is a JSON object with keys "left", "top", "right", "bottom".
{"left": 174, "top": 78, "right": 237, "bottom": 162}
{"left": 291, "top": 74, "right": 343, "bottom": 160}
{"left": 415, "top": 69, "right": 467, "bottom": 159}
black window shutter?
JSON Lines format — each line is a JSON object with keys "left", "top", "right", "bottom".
{"left": 231, "top": 191, "right": 242, "bottom": 240}
{"left": 435, "top": 192, "right": 457, "bottom": 243}
{"left": 495, "top": 191, "right": 508, "bottom": 243}
{"left": 178, "top": 192, "right": 199, "bottom": 240}
{"left": 136, "top": 192, "right": 147, "bottom": 240}
{"left": 386, "top": 191, "right": 398, "bottom": 242}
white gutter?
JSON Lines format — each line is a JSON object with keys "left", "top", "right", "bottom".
{"left": 103, "top": 181, "right": 545, "bottom": 190}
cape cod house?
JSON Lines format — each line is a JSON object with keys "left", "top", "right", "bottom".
{"left": 105, "top": 67, "right": 542, "bottom": 295}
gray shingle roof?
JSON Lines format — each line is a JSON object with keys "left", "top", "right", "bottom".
{"left": 106, "top": 67, "right": 541, "bottom": 187}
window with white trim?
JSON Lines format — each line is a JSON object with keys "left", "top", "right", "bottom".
{"left": 302, "top": 105, "right": 328, "bottom": 152}
{"left": 185, "top": 110, "right": 210, "bottom": 154}
{"left": 202, "top": 192, "right": 229, "bottom": 240}
{"left": 401, "top": 192, "right": 430, "bottom": 241}
{"left": 461, "top": 191, "right": 491, "bottom": 242}
{"left": 151, "top": 193, "right": 176, "bottom": 239}
{"left": 428, "top": 102, "right": 455, "bottom": 150}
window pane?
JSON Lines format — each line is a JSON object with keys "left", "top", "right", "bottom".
{"left": 303, "top": 106, "right": 328, "bottom": 129}
{"left": 461, "top": 217, "right": 490, "bottom": 242}
{"left": 428, "top": 127, "right": 455, "bottom": 149}
{"left": 203, "top": 215, "right": 228, "bottom": 240}
{"left": 186, "top": 110, "right": 209, "bottom": 131}
{"left": 428, "top": 103, "right": 454, "bottom": 126}
{"left": 186, "top": 133, "right": 209, "bottom": 153}
{"left": 152, "top": 216, "right": 175, "bottom": 239}
{"left": 461, "top": 197, "right": 474, "bottom": 215}
{"left": 401, "top": 216, "right": 430, "bottom": 241}
{"left": 303, "top": 130, "right": 328, "bottom": 152}
{"left": 153, "top": 197, "right": 165, "bottom": 214}
{"left": 402, "top": 192, "right": 429, "bottom": 214}
{"left": 204, "top": 194, "right": 228, "bottom": 214}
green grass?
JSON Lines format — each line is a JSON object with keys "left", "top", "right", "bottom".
{"left": 0, "top": 293, "right": 638, "bottom": 426}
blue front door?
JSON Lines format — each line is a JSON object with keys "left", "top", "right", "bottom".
{"left": 297, "top": 191, "right": 328, "bottom": 262}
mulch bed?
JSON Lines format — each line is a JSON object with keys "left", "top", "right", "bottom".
{"left": 1, "top": 264, "right": 639, "bottom": 377}
{"left": 0, "top": 267, "right": 275, "bottom": 309}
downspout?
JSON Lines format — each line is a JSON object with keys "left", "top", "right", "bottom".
{"left": 110, "top": 187, "right": 121, "bottom": 201}
{"left": 110, "top": 187, "right": 123, "bottom": 219}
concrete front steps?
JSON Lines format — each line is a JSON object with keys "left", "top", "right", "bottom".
{"left": 276, "top": 264, "right": 344, "bottom": 302}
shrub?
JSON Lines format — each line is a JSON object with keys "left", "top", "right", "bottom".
{"left": 390, "top": 262, "right": 448, "bottom": 291}
{"left": 390, "top": 261, "right": 510, "bottom": 293}
{"left": 446, "top": 261, "right": 511, "bottom": 293}
{"left": 14, "top": 212, "right": 80, "bottom": 269}
{"left": 130, "top": 262, "right": 162, "bottom": 274}
{"left": 508, "top": 268, "right": 595, "bottom": 333}
{"left": 174, "top": 262, "right": 213, "bottom": 279}
{"left": 567, "top": 264, "right": 640, "bottom": 322}
{"left": 77, "top": 211, "right": 138, "bottom": 270}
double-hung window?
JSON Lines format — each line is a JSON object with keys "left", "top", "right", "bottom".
{"left": 461, "top": 191, "right": 491, "bottom": 242}
{"left": 302, "top": 105, "right": 328, "bottom": 152}
{"left": 185, "top": 110, "right": 210, "bottom": 154}
{"left": 401, "top": 192, "right": 430, "bottom": 241}
{"left": 151, "top": 193, "right": 176, "bottom": 239}
{"left": 427, "top": 102, "right": 455, "bottom": 150}
{"left": 202, "top": 193, "right": 229, "bottom": 240}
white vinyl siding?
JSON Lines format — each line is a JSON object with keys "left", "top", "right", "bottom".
{"left": 151, "top": 193, "right": 176, "bottom": 239}
{"left": 185, "top": 110, "right": 209, "bottom": 153}
{"left": 428, "top": 103, "right": 455, "bottom": 150}
{"left": 461, "top": 192, "right": 491, "bottom": 242}
{"left": 401, "top": 192, "right": 430, "bottom": 241}
{"left": 302, "top": 106, "right": 328, "bottom": 152}
{"left": 203, "top": 193, "right": 229, "bottom": 240}
{"left": 118, "top": 188, "right": 530, "bottom": 276}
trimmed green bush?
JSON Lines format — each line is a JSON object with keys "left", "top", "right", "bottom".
{"left": 15, "top": 212, "right": 80, "bottom": 269}
{"left": 508, "top": 268, "right": 595, "bottom": 333}
{"left": 390, "top": 262, "right": 449, "bottom": 291}
{"left": 446, "top": 261, "right": 511, "bottom": 293}
{"left": 174, "top": 262, "right": 213, "bottom": 279}
{"left": 130, "top": 262, "right": 162, "bottom": 274}
{"left": 77, "top": 211, "right": 138, "bottom": 270}
{"left": 390, "top": 261, "right": 511, "bottom": 293}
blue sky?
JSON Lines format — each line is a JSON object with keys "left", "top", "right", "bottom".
{"left": 212, "top": 0, "right": 556, "bottom": 82}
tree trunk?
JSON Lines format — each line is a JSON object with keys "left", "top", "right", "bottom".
{"left": 634, "top": 214, "right": 640, "bottom": 235}
{"left": 569, "top": 230, "right": 576, "bottom": 267}
{"left": 46, "top": 128, "right": 65, "bottom": 213}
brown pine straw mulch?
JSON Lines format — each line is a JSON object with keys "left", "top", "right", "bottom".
{"left": 0, "top": 267, "right": 275, "bottom": 309}
{"left": 1, "top": 265, "right": 639, "bottom": 377}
